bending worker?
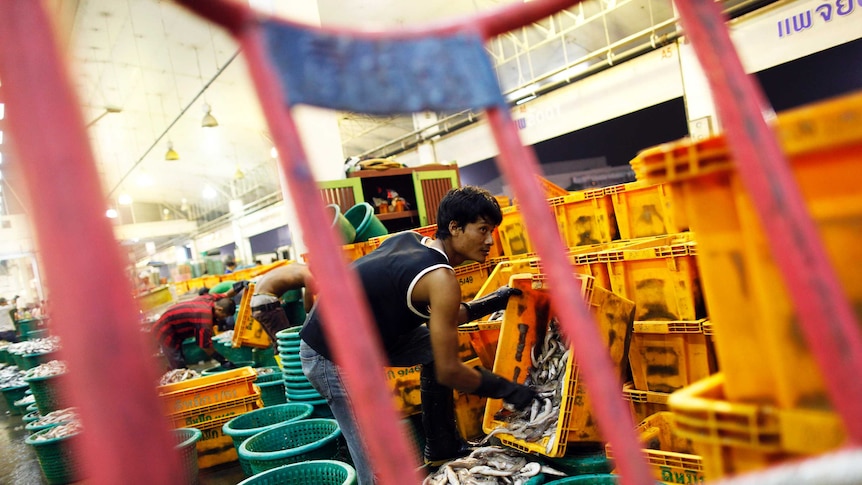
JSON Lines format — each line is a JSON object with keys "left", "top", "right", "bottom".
{"left": 250, "top": 263, "right": 315, "bottom": 342}
{"left": 151, "top": 282, "right": 244, "bottom": 370}
{"left": 300, "top": 185, "right": 536, "bottom": 485}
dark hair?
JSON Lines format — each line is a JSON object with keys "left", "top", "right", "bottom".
{"left": 435, "top": 186, "right": 502, "bottom": 240}
{"left": 216, "top": 297, "right": 237, "bottom": 317}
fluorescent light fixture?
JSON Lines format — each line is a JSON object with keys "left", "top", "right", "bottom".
{"left": 118, "top": 193, "right": 133, "bottom": 205}
{"left": 516, "top": 95, "right": 537, "bottom": 105}
{"left": 505, "top": 84, "right": 539, "bottom": 103}
{"left": 106, "top": 208, "right": 118, "bottom": 218}
{"left": 0, "top": 103, "right": 4, "bottom": 120}
{"left": 270, "top": 146, "right": 278, "bottom": 159}
{"left": 202, "top": 186, "right": 217, "bottom": 199}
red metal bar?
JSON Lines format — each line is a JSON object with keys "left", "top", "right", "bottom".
{"left": 486, "top": 107, "right": 653, "bottom": 485}
{"left": 236, "top": 19, "right": 424, "bottom": 485}
{"left": 0, "top": 2, "right": 182, "bottom": 484}
{"left": 674, "top": 0, "right": 862, "bottom": 442}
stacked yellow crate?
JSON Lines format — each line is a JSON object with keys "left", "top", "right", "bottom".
{"left": 157, "top": 368, "right": 262, "bottom": 469}
{"left": 634, "top": 92, "right": 862, "bottom": 480}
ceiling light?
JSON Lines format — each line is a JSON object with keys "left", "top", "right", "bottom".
{"left": 180, "top": 198, "right": 189, "bottom": 212}
{"left": 202, "top": 186, "right": 217, "bottom": 199}
{"left": 201, "top": 103, "right": 219, "bottom": 128}
{"left": 165, "top": 141, "right": 179, "bottom": 161}
{"left": 118, "top": 193, "right": 133, "bottom": 205}
{"left": 234, "top": 166, "right": 245, "bottom": 180}
{"left": 106, "top": 208, "right": 118, "bottom": 218}
{"left": 270, "top": 146, "right": 278, "bottom": 159}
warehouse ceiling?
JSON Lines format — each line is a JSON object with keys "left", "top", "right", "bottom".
{"left": 15, "top": 0, "right": 765, "bottom": 260}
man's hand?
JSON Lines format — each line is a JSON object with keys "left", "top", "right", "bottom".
{"left": 232, "top": 281, "right": 249, "bottom": 294}
{"left": 472, "top": 367, "right": 537, "bottom": 411}
{"left": 462, "top": 286, "right": 523, "bottom": 322}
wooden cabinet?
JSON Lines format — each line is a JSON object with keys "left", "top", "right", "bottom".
{"left": 318, "top": 164, "right": 460, "bottom": 233}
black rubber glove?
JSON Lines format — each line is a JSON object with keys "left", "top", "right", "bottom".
{"left": 220, "top": 361, "right": 237, "bottom": 370}
{"left": 473, "top": 366, "right": 536, "bottom": 411}
{"left": 211, "top": 351, "right": 229, "bottom": 365}
{"left": 462, "top": 286, "right": 522, "bottom": 322}
{"left": 232, "top": 280, "right": 249, "bottom": 294}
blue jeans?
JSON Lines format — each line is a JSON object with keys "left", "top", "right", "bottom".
{"left": 300, "top": 326, "right": 433, "bottom": 485}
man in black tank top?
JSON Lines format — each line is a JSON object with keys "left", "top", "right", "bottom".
{"left": 300, "top": 186, "right": 536, "bottom": 484}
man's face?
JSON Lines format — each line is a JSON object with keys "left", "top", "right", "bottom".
{"left": 213, "top": 306, "right": 229, "bottom": 323}
{"left": 451, "top": 216, "right": 496, "bottom": 263}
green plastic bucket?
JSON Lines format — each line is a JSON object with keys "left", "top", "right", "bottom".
{"left": 1, "top": 384, "right": 30, "bottom": 415}
{"left": 327, "top": 204, "right": 357, "bottom": 244}
{"left": 181, "top": 337, "right": 209, "bottom": 365}
{"left": 237, "top": 460, "right": 356, "bottom": 485}
{"left": 25, "top": 427, "right": 84, "bottom": 485}
{"left": 224, "top": 402, "right": 314, "bottom": 476}
{"left": 174, "top": 427, "right": 202, "bottom": 485}
{"left": 25, "top": 373, "right": 71, "bottom": 415}
{"left": 238, "top": 418, "right": 342, "bottom": 475}
{"left": 344, "top": 203, "right": 388, "bottom": 242}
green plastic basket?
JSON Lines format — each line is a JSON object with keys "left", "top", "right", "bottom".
{"left": 1, "top": 383, "right": 29, "bottom": 415}
{"left": 237, "top": 460, "right": 356, "bottom": 485}
{"left": 25, "top": 418, "right": 66, "bottom": 434}
{"left": 174, "top": 427, "right": 202, "bottom": 485}
{"left": 274, "top": 326, "right": 302, "bottom": 340}
{"left": 24, "top": 427, "right": 84, "bottom": 485}
{"left": 541, "top": 449, "right": 611, "bottom": 476}
{"left": 25, "top": 373, "right": 70, "bottom": 415}
{"left": 215, "top": 340, "right": 255, "bottom": 363}
{"left": 223, "top": 403, "right": 314, "bottom": 476}
{"left": 345, "top": 202, "right": 388, "bottom": 242}
{"left": 0, "top": 346, "right": 10, "bottom": 364}
{"left": 258, "top": 381, "right": 287, "bottom": 407}
{"left": 239, "top": 418, "right": 342, "bottom": 475}
{"left": 23, "top": 410, "right": 42, "bottom": 424}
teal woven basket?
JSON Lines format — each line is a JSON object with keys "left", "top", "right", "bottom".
{"left": 181, "top": 337, "right": 209, "bottom": 365}
{"left": 24, "top": 418, "right": 65, "bottom": 435}
{"left": 223, "top": 403, "right": 314, "bottom": 476}
{"left": 1, "top": 383, "right": 29, "bottom": 415}
{"left": 22, "top": 410, "right": 42, "bottom": 424}
{"left": 254, "top": 367, "right": 283, "bottom": 384}
{"left": 24, "top": 427, "right": 84, "bottom": 485}
{"left": 239, "top": 418, "right": 342, "bottom": 475}
{"left": 237, "top": 460, "right": 356, "bottom": 485}
{"left": 174, "top": 427, "right": 202, "bottom": 485}
{"left": 25, "top": 373, "right": 70, "bottom": 415}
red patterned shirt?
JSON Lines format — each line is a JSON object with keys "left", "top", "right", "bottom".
{"left": 152, "top": 294, "right": 225, "bottom": 350}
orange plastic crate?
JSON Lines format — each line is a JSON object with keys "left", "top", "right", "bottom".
{"left": 458, "top": 320, "right": 501, "bottom": 369}
{"left": 668, "top": 374, "right": 845, "bottom": 481}
{"left": 453, "top": 261, "right": 493, "bottom": 301}
{"left": 549, "top": 188, "right": 618, "bottom": 248}
{"left": 606, "top": 412, "right": 703, "bottom": 485}
{"left": 629, "top": 318, "right": 716, "bottom": 393}
{"left": 482, "top": 273, "right": 635, "bottom": 456}
{"left": 157, "top": 367, "right": 259, "bottom": 416}
{"left": 168, "top": 392, "right": 262, "bottom": 429}
{"left": 621, "top": 381, "right": 670, "bottom": 427}
{"left": 384, "top": 365, "right": 423, "bottom": 416}
{"left": 606, "top": 181, "right": 687, "bottom": 240}
{"left": 635, "top": 91, "right": 862, "bottom": 409}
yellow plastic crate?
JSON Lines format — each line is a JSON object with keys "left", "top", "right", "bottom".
{"left": 168, "top": 392, "right": 262, "bottom": 429}
{"left": 602, "top": 241, "right": 703, "bottom": 322}
{"left": 157, "top": 367, "right": 259, "bottom": 416}
{"left": 636, "top": 91, "right": 862, "bottom": 409}
{"left": 629, "top": 319, "right": 716, "bottom": 393}
{"left": 606, "top": 412, "right": 703, "bottom": 485}
{"left": 482, "top": 273, "right": 635, "bottom": 456}
{"left": 454, "top": 357, "right": 488, "bottom": 441}
{"left": 622, "top": 381, "right": 670, "bottom": 427}
{"left": 194, "top": 415, "right": 240, "bottom": 469}
{"left": 453, "top": 261, "right": 493, "bottom": 301}
{"left": 135, "top": 285, "right": 174, "bottom": 312}
{"left": 231, "top": 282, "right": 273, "bottom": 349}
{"left": 606, "top": 181, "right": 686, "bottom": 240}
{"left": 384, "top": 365, "right": 423, "bottom": 416}
{"left": 550, "top": 188, "right": 618, "bottom": 248}
{"left": 458, "top": 320, "right": 501, "bottom": 370}
{"left": 668, "top": 373, "right": 845, "bottom": 481}
{"left": 498, "top": 205, "right": 534, "bottom": 257}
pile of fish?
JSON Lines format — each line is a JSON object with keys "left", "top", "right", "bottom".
{"left": 15, "top": 393, "right": 36, "bottom": 407}
{"left": 214, "top": 330, "right": 234, "bottom": 342}
{"left": 0, "top": 365, "right": 26, "bottom": 388}
{"left": 158, "top": 368, "right": 201, "bottom": 386}
{"left": 25, "top": 360, "right": 68, "bottom": 378}
{"left": 6, "top": 336, "right": 61, "bottom": 357}
{"left": 31, "top": 407, "right": 78, "bottom": 428}
{"left": 30, "top": 419, "right": 83, "bottom": 441}
{"left": 484, "top": 319, "right": 569, "bottom": 453}
{"left": 423, "top": 446, "right": 565, "bottom": 485}
{"left": 255, "top": 367, "right": 276, "bottom": 376}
